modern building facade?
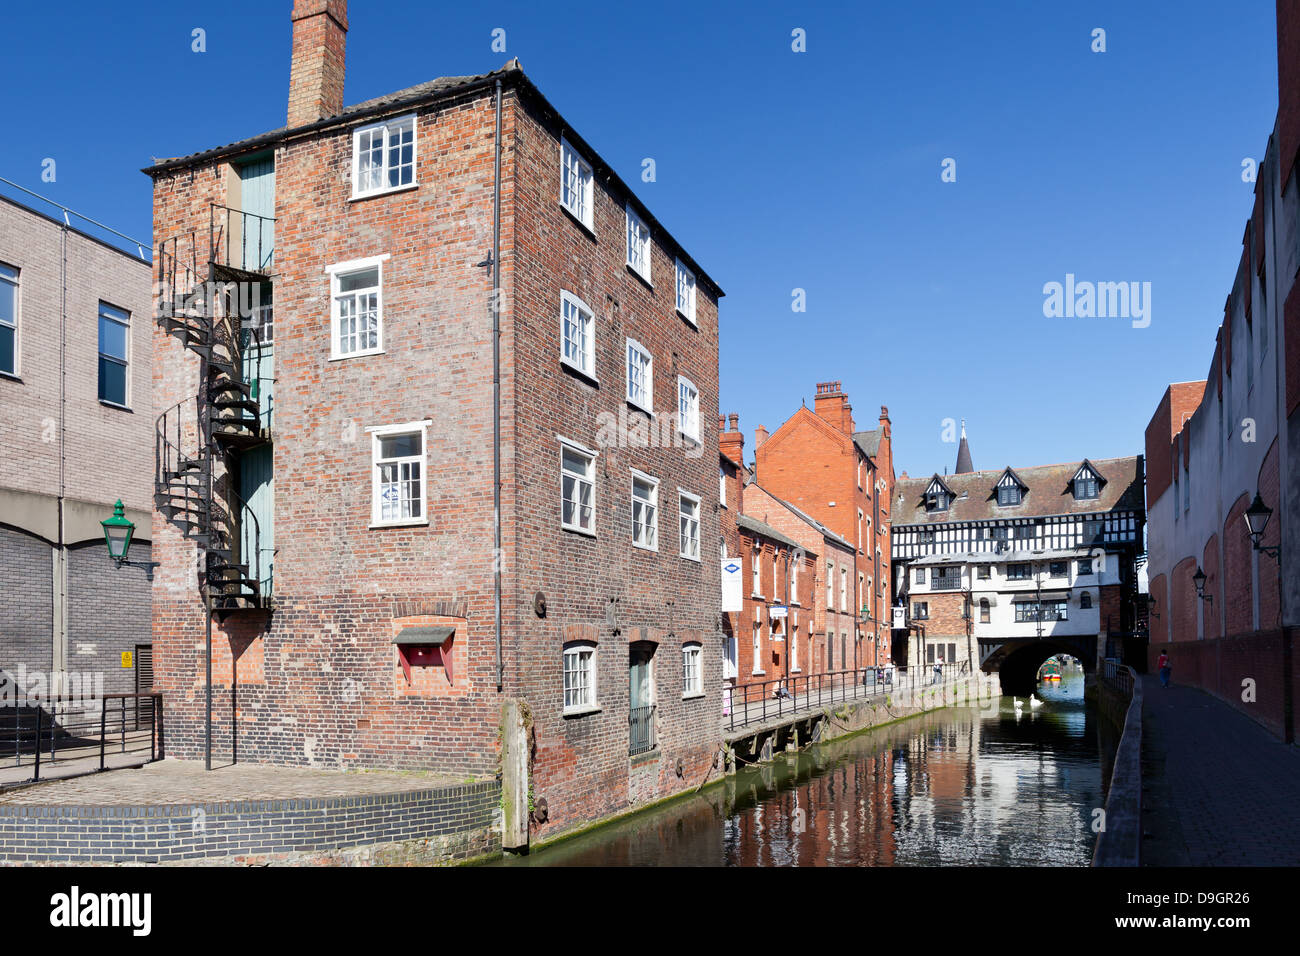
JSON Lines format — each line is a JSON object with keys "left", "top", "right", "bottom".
{"left": 891, "top": 437, "right": 1145, "bottom": 694}
{"left": 0, "top": 193, "right": 153, "bottom": 708}
{"left": 752, "top": 381, "right": 895, "bottom": 671}
{"left": 1143, "top": 0, "right": 1300, "bottom": 741}
{"left": 146, "top": 0, "right": 723, "bottom": 841}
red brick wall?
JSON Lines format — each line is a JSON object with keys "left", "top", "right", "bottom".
{"left": 1278, "top": 0, "right": 1300, "bottom": 194}
{"left": 1200, "top": 534, "right": 1221, "bottom": 640}
{"left": 151, "top": 78, "right": 723, "bottom": 840}
{"left": 1223, "top": 493, "right": 1254, "bottom": 634}
{"left": 1170, "top": 556, "right": 1199, "bottom": 642}
{"left": 1148, "top": 573, "right": 1168, "bottom": 644}
{"left": 1145, "top": 382, "right": 1205, "bottom": 506}
{"left": 1149, "top": 628, "right": 1299, "bottom": 741}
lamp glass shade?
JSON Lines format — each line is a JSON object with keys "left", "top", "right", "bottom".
{"left": 1243, "top": 493, "right": 1272, "bottom": 540}
{"left": 1192, "top": 566, "right": 1206, "bottom": 590}
{"left": 101, "top": 500, "right": 135, "bottom": 562}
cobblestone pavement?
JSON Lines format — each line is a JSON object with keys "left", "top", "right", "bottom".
{"left": 0, "top": 757, "right": 470, "bottom": 806}
{"left": 1140, "top": 675, "right": 1300, "bottom": 866}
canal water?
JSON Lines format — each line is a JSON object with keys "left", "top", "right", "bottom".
{"left": 494, "top": 675, "right": 1112, "bottom": 866}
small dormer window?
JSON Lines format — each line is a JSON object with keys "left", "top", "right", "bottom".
{"left": 996, "top": 469, "right": 1024, "bottom": 506}
{"left": 1073, "top": 463, "right": 1102, "bottom": 500}
{"left": 924, "top": 477, "right": 952, "bottom": 512}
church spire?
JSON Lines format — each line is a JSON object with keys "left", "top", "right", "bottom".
{"left": 955, "top": 419, "right": 973, "bottom": 474}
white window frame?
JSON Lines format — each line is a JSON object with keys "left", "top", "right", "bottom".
{"left": 752, "top": 606, "right": 764, "bottom": 675}
{"left": 367, "top": 420, "right": 432, "bottom": 528}
{"left": 826, "top": 561, "right": 834, "bottom": 610}
{"left": 351, "top": 113, "right": 417, "bottom": 200}
{"left": 791, "top": 559, "right": 800, "bottom": 605}
{"left": 678, "top": 489, "right": 701, "bottom": 561}
{"left": 677, "top": 375, "right": 700, "bottom": 444}
{"left": 630, "top": 468, "right": 659, "bottom": 552}
{"left": 559, "top": 136, "right": 594, "bottom": 231}
{"left": 0, "top": 262, "right": 19, "bottom": 378}
{"left": 560, "top": 290, "right": 596, "bottom": 381}
{"left": 559, "top": 436, "right": 597, "bottom": 536}
{"left": 563, "top": 642, "right": 599, "bottom": 714}
{"left": 753, "top": 542, "right": 763, "bottom": 596}
{"left": 675, "top": 257, "right": 696, "bottom": 324}
{"left": 840, "top": 567, "right": 849, "bottom": 612}
{"left": 682, "top": 642, "right": 703, "bottom": 699}
{"left": 625, "top": 337, "right": 653, "bottom": 412}
{"left": 326, "top": 254, "right": 389, "bottom": 360}
{"left": 625, "top": 204, "right": 652, "bottom": 283}
{"left": 790, "top": 618, "right": 800, "bottom": 672}
{"left": 719, "top": 465, "right": 727, "bottom": 509}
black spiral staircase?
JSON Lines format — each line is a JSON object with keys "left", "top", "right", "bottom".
{"left": 154, "top": 204, "right": 275, "bottom": 617}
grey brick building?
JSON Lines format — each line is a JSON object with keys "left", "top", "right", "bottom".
{"left": 0, "top": 193, "right": 154, "bottom": 711}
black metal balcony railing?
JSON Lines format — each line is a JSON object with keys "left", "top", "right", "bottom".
{"left": 629, "top": 705, "right": 656, "bottom": 756}
{"left": 723, "top": 665, "right": 972, "bottom": 732}
{"left": 4, "top": 693, "right": 164, "bottom": 785}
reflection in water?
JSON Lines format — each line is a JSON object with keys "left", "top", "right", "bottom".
{"left": 493, "top": 675, "right": 1102, "bottom": 866}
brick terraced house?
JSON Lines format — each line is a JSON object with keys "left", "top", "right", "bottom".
{"left": 146, "top": 1, "right": 723, "bottom": 843}
{"left": 0, "top": 193, "right": 154, "bottom": 712}
{"left": 752, "top": 381, "right": 895, "bottom": 672}
{"left": 890, "top": 435, "right": 1145, "bottom": 694}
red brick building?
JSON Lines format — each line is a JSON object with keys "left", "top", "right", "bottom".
{"left": 1143, "top": 1, "right": 1300, "bottom": 742}
{"left": 753, "top": 381, "right": 895, "bottom": 671}
{"left": 146, "top": 1, "right": 723, "bottom": 842}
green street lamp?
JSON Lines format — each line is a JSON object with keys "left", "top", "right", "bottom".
{"left": 101, "top": 500, "right": 159, "bottom": 572}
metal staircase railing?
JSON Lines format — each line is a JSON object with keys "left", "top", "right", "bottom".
{"left": 153, "top": 205, "right": 276, "bottom": 615}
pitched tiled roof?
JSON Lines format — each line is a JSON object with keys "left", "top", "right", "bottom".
{"left": 145, "top": 65, "right": 515, "bottom": 173}
{"left": 893, "top": 455, "right": 1143, "bottom": 525}
{"left": 853, "top": 429, "right": 882, "bottom": 459}
{"left": 143, "top": 58, "right": 723, "bottom": 297}
{"left": 736, "top": 513, "right": 803, "bottom": 551}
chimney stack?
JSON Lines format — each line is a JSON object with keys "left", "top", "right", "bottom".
{"left": 813, "top": 381, "right": 854, "bottom": 434}
{"left": 720, "top": 413, "right": 745, "bottom": 467}
{"left": 288, "top": 0, "right": 349, "bottom": 127}
{"left": 754, "top": 424, "right": 769, "bottom": 449}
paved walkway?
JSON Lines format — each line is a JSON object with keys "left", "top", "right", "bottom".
{"left": 1140, "top": 675, "right": 1300, "bottom": 866}
{"left": 0, "top": 730, "right": 156, "bottom": 788}
{"left": 0, "top": 757, "right": 468, "bottom": 806}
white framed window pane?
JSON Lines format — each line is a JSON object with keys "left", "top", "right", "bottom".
{"left": 679, "top": 495, "right": 700, "bottom": 559}
{"left": 563, "top": 646, "right": 594, "bottom": 709}
{"left": 678, "top": 378, "right": 699, "bottom": 441}
{"left": 562, "top": 295, "right": 592, "bottom": 374}
{"left": 675, "top": 259, "right": 696, "bottom": 321}
{"left": 561, "top": 141, "right": 592, "bottom": 226}
{"left": 627, "top": 340, "right": 652, "bottom": 408}
{"left": 632, "top": 476, "right": 657, "bottom": 548}
{"left": 375, "top": 431, "right": 424, "bottom": 522}
{"left": 562, "top": 447, "right": 594, "bottom": 531}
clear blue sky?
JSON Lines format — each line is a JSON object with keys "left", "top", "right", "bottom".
{"left": 0, "top": 1, "right": 1280, "bottom": 478}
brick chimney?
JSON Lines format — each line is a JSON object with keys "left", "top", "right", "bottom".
{"left": 754, "top": 424, "right": 769, "bottom": 449}
{"left": 813, "top": 381, "right": 854, "bottom": 434}
{"left": 288, "top": 0, "right": 349, "bottom": 127}
{"left": 720, "top": 413, "right": 745, "bottom": 467}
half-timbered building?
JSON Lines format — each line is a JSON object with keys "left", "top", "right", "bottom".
{"left": 890, "top": 440, "right": 1145, "bottom": 694}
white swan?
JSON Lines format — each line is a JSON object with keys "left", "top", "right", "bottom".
{"left": 1013, "top": 698, "right": 1024, "bottom": 711}
{"left": 1029, "top": 695, "right": 1043, "bottom": 708}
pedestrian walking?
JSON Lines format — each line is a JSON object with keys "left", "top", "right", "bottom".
{"left": 1158, "top": 651, "right": 1171, "bottom": 688}
{"left": 933, "top": 656, "right": 943, "bottom": 685}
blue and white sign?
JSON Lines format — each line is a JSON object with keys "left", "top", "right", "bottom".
{"left": 721, "top": 558, "right": 743, "bottom": 612}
